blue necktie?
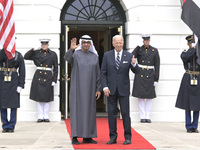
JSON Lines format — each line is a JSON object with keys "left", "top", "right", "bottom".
{"left": 116, "top": 52, "right": 120, "bottom": 70}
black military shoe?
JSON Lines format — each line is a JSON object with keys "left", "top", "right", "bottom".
{"left": 37, "top": 119, "right": 43, "bottom": 123}
{"left": 83, "top": 138, "right": 97, "bottom": 144}
{"left": 146, "top": 119, "right": 151, "bottom": 123}
{"left": 187, "top": 128, "right": 193, "bottom": 133}
{"left": 192, "top": 128, "right": 199, "bottom": 133}
{"left": 72, "top": 137, "right": 79, "bottom": 145}
{"left": 140, "top": 119, "right": 146, "bottom": 123}
{"left": 43, "top": 119, "right": 50, "bottom": 122}
{"left": 8, "top": 128, "right": 14, "bottom": 133}
{"left": 2, "top": 128, "right": 9, "bottom": 133}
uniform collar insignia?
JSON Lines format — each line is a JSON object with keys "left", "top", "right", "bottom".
{"left": 41, "top": 49, "right": 51, "bottom": 53}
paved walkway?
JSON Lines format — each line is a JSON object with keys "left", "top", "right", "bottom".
{"left": 133, "top": 122, "right": 200, "bottom": 150}
{"left": 0, "top": 121, "right": 200, "bottom": 150}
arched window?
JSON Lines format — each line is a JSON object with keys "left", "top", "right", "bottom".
{"left": 61, "top": 0, "right": 126, "bottom": 25}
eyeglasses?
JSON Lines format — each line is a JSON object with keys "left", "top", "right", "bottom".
{"left": 82, "top": 41, "right": 91, "bottom": 44}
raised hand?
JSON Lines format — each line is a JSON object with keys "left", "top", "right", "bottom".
{"left": 70, "top": 38, "right": 79, "bottom": 50}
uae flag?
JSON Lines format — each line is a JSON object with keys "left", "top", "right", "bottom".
{"left": 0, "top": 0, "right": 15, "bottom": 59}
{"left": 181, "top": 0, "right": 200, "bottom": 64}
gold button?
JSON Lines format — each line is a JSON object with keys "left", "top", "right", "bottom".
{"left": 40, "top": 64, "right": 42, "bottom": 66}
{"left": 46, "top": 65, "right": 48, "bottom": 67}
{"left": 40, "top": 71, "right": 42, "bottom": 74}
{"left": 147, "top": 76, "right": 149, "bottom": 78}
{"left": 141, "top": 75, "right": 143, "bottom": 77}
{"left": 148, "top": 61, "right": 150, "bottom": 63}
{"left": 45, "top": 72, "right": 47, "bottom": 74}
{"left": 44, "top": 79, "right": 46, "bottom": 82}
{"left": 38, "top": 78, "right": 40, "bottom": 80}
{"left": 142, "top": 60, "right": 144, "bottom": 63}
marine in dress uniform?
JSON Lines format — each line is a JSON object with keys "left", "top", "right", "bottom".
{"left": 24, "top": 39, "right": 58, "bottom": 122}
{"left": 175, "top": 35, "right": 199, "bottom": 133}
{"left": 0, "top": 49, "right": 25, "bottom": 133}
{"left": 132, "top": 34, "right": 160, "bottom": 123}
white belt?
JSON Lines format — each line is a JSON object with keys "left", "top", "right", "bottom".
{"left": 37, "top": 67, "right": 52, "bottom": 71}
{"left": 138, "top": 64, "right": 154, "bottom": 69}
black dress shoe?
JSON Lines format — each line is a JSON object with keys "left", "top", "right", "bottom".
{"left": 146, "top": 119, "right": 151, "bottom": 123}
{"left": 37, "top": 119, "right": 43, "bottom": 123}
{"left": 123, "top": 140, "right": 131, "bottom": 145}
{"left": 83, "top": 138, "right": 97, "bottom": 144}
{"left": 140, "top": 119, "right": 146, "bottom": 123}
{"left": 43, "top": 119, "right": 50, "bottom": 122}
{"left": 8, "top": 128, "right": 14, "bottom": 133}
{"left": 2, "top": 128, "right": 9, "bottom": 133}
{"left": 107, "top": 139, "right": 117, "bottom": 144}
{"left": 72, "top": 137, "right": 79, "bottom": 145}
{"left": 192, "top": 128, "right": 199, "bottom": 133}
{"left": 187, "top": 128, "right": 193, "bottom": 133}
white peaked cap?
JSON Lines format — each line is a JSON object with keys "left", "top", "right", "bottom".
{"left": 39, "top": 39, "right": 50, "bottom": 43}
{"left": 141, "top": 34, "right": 152, "bottom": 39}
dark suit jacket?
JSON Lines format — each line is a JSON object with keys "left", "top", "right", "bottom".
{"left": 101, "top": 50, "right": 139, "bottom": 96}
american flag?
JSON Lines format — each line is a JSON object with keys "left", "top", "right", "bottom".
{"left": 0, "top": 0, "right": 15, "bottom": 59}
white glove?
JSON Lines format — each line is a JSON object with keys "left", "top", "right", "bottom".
{"left": 154, "top": 82, "right": 158, "bottom": 86}
{"left": 192, "top": 43, "right": 196, "bottom": 48}
{"left": 51, "top": 82, "right": 56, "bottom": 86}
{"left": 17, "top": 86, "right": 22, "bottom": 93}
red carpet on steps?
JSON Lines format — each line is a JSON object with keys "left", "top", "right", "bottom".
{"left": 65, "top": 118, "right": 156, "bottom": 149}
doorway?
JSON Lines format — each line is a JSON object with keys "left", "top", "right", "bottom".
{"left": 59, "top": 0, "right": 127, "bottom": 119}
{"left": 60, "top": 26, "right": 120, "bottom": 118}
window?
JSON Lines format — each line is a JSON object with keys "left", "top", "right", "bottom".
{"left": 63, "top": 0, "right": 122, "bottom": 21}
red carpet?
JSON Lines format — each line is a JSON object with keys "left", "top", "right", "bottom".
{"left": 65, "top": 118, "right": 156, "bottom": 149}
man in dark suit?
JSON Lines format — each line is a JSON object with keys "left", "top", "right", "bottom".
{"left": 101, "top": 35, "right": 139, "bottom": 145}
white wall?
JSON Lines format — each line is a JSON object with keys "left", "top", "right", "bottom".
{"left": 120, "top": 0, "right": 192, "bottom": 122}
{"left": 14, "top": 0, "right": 66, "bottom": 121}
